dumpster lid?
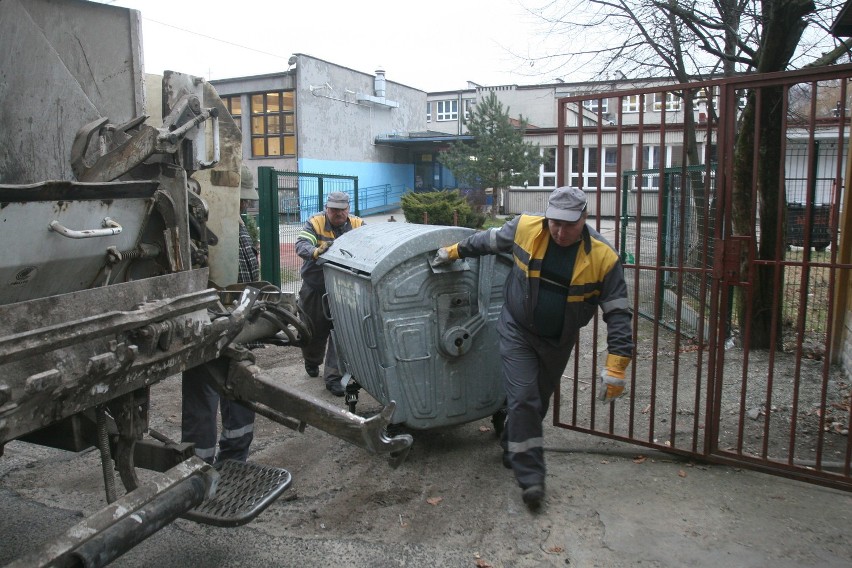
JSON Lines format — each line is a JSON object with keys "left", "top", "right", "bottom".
{"left": 320, "top": 223, "right": 475, "bottom": 281}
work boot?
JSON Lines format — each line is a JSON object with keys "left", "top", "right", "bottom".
{"left": 326, "top": 379, "right": 344, "bottom": 397}
{"left": 305, "top": 364, "right": 319, "bottom": 378}
{"left": 521, "top": 484, "right": 544, "bottom": 509}
{"left": 502, "top": 451, "right": 512, "bottom": 469}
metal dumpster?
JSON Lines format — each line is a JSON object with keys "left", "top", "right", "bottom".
{"left": 319, "top": 223, "right": 511, "bottom": 429}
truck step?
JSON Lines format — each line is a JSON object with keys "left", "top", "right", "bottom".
{"left": 182, "top": 459, "right": 292, "bottom": 527}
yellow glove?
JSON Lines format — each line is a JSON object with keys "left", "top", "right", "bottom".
{"left": 432, "top": 244, "right": 460, "bottom": 266}
{"left": 598, "top": 354, "right": 631, "bottom": 403}
{"left": 312, "top": 240, "right": 331, "bottom": 259}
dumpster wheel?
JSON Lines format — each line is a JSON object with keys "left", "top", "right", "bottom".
{"left": 491, "top": 405, "right": 507, "bottom": 437}
{"left": 344, "top": 378, "right": 361, "bottom": 413}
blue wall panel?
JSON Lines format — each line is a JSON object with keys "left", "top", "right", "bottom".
{"left": 299, "top": 159, "right": 412, "bottom": 207}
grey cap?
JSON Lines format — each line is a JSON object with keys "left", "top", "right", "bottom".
{"left": 240, "top": 165, "right": 258, "bottom": 200}
{"left": 326, "top": 191, "right": 350, "bottom": 209}
{"left": 545, "top": 186, "right": 587, "bottom": 222}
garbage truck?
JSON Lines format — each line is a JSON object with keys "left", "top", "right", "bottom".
{"left": 0, "top": 0, "right": 411, "bottom": 565}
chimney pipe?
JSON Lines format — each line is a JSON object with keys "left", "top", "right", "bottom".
{"left": 374, "top": 68, "right": 386, "bottom": 98}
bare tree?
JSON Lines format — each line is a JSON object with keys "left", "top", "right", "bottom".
{"left": 520, "top": 0, "right": 849, "bottom": 348}
{"left": 517, "top": 1, "right": 847, "bottom": 80}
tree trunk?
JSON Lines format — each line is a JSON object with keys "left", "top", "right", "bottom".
{"left": 730, "top": 0, "right": 814, "bottom": 349}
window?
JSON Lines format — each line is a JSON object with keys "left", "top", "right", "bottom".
{"left": 653, "top": 92, "right": 681, "bottom": 112}
{"left": 224, "top": 96, "right": 241, "bottom": 123}
{"left": 570, "top": 146, "right": 618, "bottom": 189}
{"left": 464, "top": 99, "right": 475, "bottom": 120}
{"left": 250, "top": 91, "right": 295, "bottom": 157}
{"left": 639, "top": 145, "right": 662, "bottom": 189}
{"left": 583, "top": 98, "right": 609, "bottom": 114}
{"left": 570, "top": 147, "right": 600, "bottom": 189}
{"left": 436, "top": 100, "right": 458, "bottom": 121}
{"left": 622, "top": 94, "right": 640, "bottom": 113}
{"left": 529, "top": 147, "right": 557, "bottom": 188}
{"left": 426, "top": 101, "right": 432, "bottom": 122}
{"left": 603, "top": 147, "right": 618, "bottom": 188}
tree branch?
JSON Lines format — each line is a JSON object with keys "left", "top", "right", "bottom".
{"left": 804, "top": 38, "right": 852, "bottom": 67}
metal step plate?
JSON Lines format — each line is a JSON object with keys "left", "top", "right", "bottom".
{"left": 183, "top": 460, "right": 292, "bottom": 527}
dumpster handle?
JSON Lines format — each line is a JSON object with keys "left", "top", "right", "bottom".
{"left": 49, "top": 217, "right": 122, "bottom": 239}
{"left": 437, "top": 255, "right": 493, "bottom": 358}
{"left": 321, "top": 293, "right": 332, "bottom": 322}
{"left": 361, "top": 314, "right": 378, "bottom": 349}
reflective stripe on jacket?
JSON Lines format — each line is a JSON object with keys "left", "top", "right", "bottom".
{"left": 295, "top": 213, "right": 364, "bottom": 289}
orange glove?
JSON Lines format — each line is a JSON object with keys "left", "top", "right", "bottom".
{"left": 312, "top": 240, "right": 331, "bottom": 259}
{"left": 432, "top": 244, "right": 460, "bottom": 266}
{"left": 598, "top": 354, "right": 631, "bottom": 403}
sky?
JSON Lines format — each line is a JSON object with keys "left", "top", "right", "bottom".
{"left": 94, "top": 0, "right": 564, "bottom": 93}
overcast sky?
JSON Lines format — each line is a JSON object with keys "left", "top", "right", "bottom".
{"left": 95, "top": 0, "right": 566, "bottom": 92}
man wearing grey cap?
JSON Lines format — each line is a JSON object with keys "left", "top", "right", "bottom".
{"left": 295, "top": 191, "right": 365, "bottom": 396}
{"left": 434, "top": 186, "right": 633, "bottom": 509}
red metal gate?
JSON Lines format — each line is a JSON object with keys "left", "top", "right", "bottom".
{"left": 555, "top": 64, "right": 852, "bottom": 491}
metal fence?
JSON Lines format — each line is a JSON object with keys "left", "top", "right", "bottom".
{"left": 618, "top": 165, "right": 718, "bottom": 339}
{"left": 257, "top": 167, "right": 404, "bottom": 293}
{"left": 554, "top": 64, "right": 852, "bottom": 491}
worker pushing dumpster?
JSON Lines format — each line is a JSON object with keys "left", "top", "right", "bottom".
{"left": 319, "top": 223, "right": 512, "bottom": 430}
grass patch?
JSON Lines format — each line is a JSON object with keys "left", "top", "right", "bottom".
{"left": 480, "top": 216, "right": 510, "bottom": 230}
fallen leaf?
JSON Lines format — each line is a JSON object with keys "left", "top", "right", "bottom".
{"left": 426, "top": 496, "right": 443, "bottom": 506}
{"left": 678, "top": 469, "right": 687, "bottom": 478}
{"left": 474, "top": 559, "right": 493, "bottom": 568}
{"left": 600, "top": 460, "right": 609, "bottom": 464}
{"left": 547, "top": 546, "right": 565, "bottom": 553}
{"left": 479, "top": 425, "right": 492, "bottom": 433}
{"left": 633, "top": 455, "right": 647, "bottom": 464}
{"left": 642, "top": 404, "right": 652, "bottom": 414}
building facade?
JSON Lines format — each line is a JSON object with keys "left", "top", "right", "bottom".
{"left": 210, "top": 54, "right": 430, "bottom": 216}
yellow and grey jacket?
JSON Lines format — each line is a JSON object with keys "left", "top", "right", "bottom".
{"left": 295, "top": 213, "right": 364, "bottom": 289}
{"left": 448, "top": 213, "right": 633, "bottom": 356}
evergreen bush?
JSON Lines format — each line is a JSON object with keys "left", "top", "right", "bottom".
{"left": 400, "top": 189, "right": 485, "bottom": 228}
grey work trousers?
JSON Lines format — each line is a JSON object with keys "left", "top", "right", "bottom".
{"left": 499, "top": 312, "right": 575, "bottom": 489}
{"left": 298, "top": 283, "right": 342, "bottom": 384}
{"left": 181, "top": 362, "right": 255, "bottom": 464}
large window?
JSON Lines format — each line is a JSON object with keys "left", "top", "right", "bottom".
{"left": 653, "top": 92, "right": 681, "bottom": 112}
{"left": 582, "top": 97, "right": 609, "bottom": 114}
{"left": 250, "top": 91, "right": 295, "bottom": 157}
{"left": 635, "top": 144, "right": 687, "bottom": 189}
{"left": 602, "top": 147, "right": 618, "bottom": 188}
{"left": 436, "top": 100, "right": 458, "bottom": 121}
{"left": 622, "top": 94, "right": 641, "bottom": 113}
{"left": 535, "top": 147, "right": 557, "bottom": 188}
{"left": 224, "top": 95, "right": 241, "bottom": 124}
{"left": 464, "top": 99, "right": 475, "bottom": 120}
{"left": 570, "top": 146, "right": 618, "bottom": 189}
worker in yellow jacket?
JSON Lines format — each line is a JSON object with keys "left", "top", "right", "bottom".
{"left": 434, "top": 186, "right": 633, "bottom": 509}
{"left": 295, "top": 192, "right": 365, "bottom": 396}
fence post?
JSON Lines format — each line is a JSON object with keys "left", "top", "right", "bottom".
{"left": 257, "top": 166, "right": 282, "bottom": 287}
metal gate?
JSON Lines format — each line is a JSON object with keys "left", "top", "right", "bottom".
{"left": 555, "top": 64, "right": 852, "bottom": 491}
{"left": 256, "top": 168, "right": 358, "bottom": 292}
{"left": 255, "top": 168, "right": 405, "bottom": 293}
